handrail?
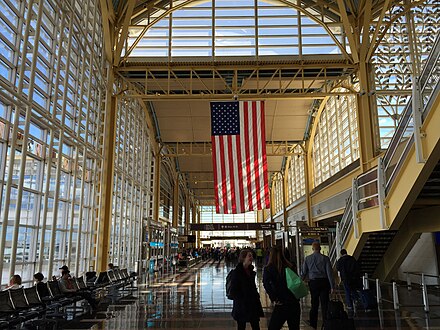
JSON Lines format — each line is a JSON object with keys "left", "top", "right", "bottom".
{"left": 330, "top": 34, "right": 440, "bottom": 266}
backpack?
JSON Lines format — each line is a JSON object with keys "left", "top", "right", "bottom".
{"left": 225, "top": 270, "right": 235, "bottom": 300}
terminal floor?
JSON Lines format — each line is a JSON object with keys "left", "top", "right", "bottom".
{"left": 65, "top": 260, "right": 440, "bottom": 329}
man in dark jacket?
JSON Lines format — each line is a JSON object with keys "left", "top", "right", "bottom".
{"left": 336, "top": 249, "right": 361, "bottom": 309}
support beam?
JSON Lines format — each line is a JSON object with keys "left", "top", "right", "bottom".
{"left": 99, "top": 0, "right": 114, "bottom": 62}
{"left": 336, "top": 0, "right": 359, "bottom": 63}
{"left": 114, "top": 0, "right": 136, "bottom": 66}
{"left": 97, "top": 68, "right": 117, "bottom": 272}
{"left": 357, "top": 61, "right": 378, "bottom": 171}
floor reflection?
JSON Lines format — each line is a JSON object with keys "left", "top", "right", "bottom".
{"left": 68, "top": 259, "right": 440, "bottom": 329}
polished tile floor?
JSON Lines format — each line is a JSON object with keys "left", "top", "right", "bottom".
{"left": 65, "top": 259, "right": 440, "bottom": 329}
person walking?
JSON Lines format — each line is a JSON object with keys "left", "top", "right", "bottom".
{"left": 263, "top": 247, "right": 301, "bottom": 330}
{"left": 302, "top": 242, "right": 335, "bottom": 330}
{"left": 336, "top": 249, "right": 361, "bottom": 309}
{"left": 229, "top": 248, "right": 264, "bottom": 330}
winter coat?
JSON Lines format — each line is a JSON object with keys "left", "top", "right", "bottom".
{"left": 263, "top": 264, "right": 299, "bottom": 305}
{"left": 230, "top": 263, "right": 264, "bottom": 322}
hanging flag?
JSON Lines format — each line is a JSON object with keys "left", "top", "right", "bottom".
{"left": 210, "top": 100, "right": 270, "bottom": 214}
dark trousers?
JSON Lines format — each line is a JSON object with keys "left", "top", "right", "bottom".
{"left": 237, "top": 320, "right": 260, "bottom": 330}
{"left": 309, "top": 278, "right": 331, "bottom": 328}
{"left": 268, "top": 303, "right": 300, "bottom": 330}
{"left": 343, "top": 281, "right": 354, "bottom": 308}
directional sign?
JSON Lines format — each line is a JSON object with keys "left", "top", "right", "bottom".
{"left": 190, "top": 223, "right": 278, "bottom": 231}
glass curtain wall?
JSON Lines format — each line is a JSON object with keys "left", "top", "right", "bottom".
{"left": 373, "top": 0, "right": 440, "bottom": 149}
{"left": 272, "top": 173, "right": 283, "bottom": 214}
{"left": 159, "top": 161, "right": 174, "bottom": 221}
{"left": 110, "top": 96, "right": 152, "bottom": 269}
{"left": 0, "top": 0, "right": 104, "bottom": 285}
{"left": 287, "top": 144, "right": 306, "bottom": 204}
{"left": 127, "top": 0, "right": 346, "bottom": 58}
{"left": 312, "top": 89, "right": 359, "bottom": 187}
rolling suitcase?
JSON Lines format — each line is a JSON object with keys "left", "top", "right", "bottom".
{"left": 322, "top": 298, "right": 356, "bottom": 330}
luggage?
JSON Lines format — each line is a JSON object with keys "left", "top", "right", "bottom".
{"left": 326, "top": 299, "right": 347, "bottom": 320}
{"left": 358, "top": 289, "right": 377, "bottom": 310}
{"left": 322, "top": 298, "right": 356, "bottom": 330}
{"left": 225, "top": 270, "right": 235, "bottom": 300}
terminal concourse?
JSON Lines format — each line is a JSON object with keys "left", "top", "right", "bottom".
{"left": 0, "top": 0, "right": 439, "bottom": 329}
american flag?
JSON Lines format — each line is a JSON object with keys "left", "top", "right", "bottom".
{"left": 210, "top": 101, "right": 270, "bottom": 214}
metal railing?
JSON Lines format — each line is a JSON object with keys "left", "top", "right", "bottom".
{"left": 362, "top": 272, "right": 440, "bottom": 313}
{"left": 330, "top": 35, "right": 440, "bottom": 265}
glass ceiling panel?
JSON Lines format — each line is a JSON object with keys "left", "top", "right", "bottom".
{"left": 126, "top": 0, "right": 345, "bottom": 59}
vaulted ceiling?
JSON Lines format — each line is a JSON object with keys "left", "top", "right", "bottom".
{"left": 99, "top": 0, "right": 418, "bottom": 204}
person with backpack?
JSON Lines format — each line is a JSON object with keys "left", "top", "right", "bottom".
{"left": 227, "top": 248, "right": 264, "bottom": 330}
{"left": 263, "top": 247, "right": 301, "bottom": 330}
{"left": 336, "top": 249, "right": 361, "bottom": 309}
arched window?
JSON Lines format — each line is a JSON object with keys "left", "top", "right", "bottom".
{"left": 287, "top": 144, "right": 306, "bottom": 204}
{"left": 312, "top": 89, "right": 359, "bottom": 187}
{"left": 126, "top": 0, "right": 346, "bottom": 59}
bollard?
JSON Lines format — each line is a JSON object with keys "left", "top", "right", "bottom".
{"left": 393, "top": 282, "right": 400, "bottom": 310}
{"left": 421, "top": 273, "right": 430, "bottom": 313}
{"left": 406, "top": 272, "right": 412, "bottom": 291}
{"left": 376, "top": 278, "right": 382, "bottom": 305}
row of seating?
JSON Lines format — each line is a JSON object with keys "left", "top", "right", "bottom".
{"left": 0, "top": 268, "right": 136, "bottom": 329}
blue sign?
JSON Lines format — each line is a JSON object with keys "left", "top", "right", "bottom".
{"left": 150, "top": 241, "right": 164, "bottom": 248}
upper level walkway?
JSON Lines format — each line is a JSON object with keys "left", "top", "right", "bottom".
{"left": 61, "top": 259, "right": 440, "bottom": 329}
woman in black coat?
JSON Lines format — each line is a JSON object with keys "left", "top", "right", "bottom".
{"left": 229, "top": 248, "right": 264, "bottom": 330}
{"left": 263, "top": 247, "right": 301, "bottom": 330}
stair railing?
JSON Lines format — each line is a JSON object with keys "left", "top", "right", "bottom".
{"left": 330, "top": 34, "right": 440, "bottom": 266}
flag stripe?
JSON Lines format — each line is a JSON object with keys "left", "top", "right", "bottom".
{"left": 219, "top": 136, "right": 228, "bottom": 213}
{"left": 211, "top": 136, "right": 220, "bottom": 214}
{"left": 235, "top": 136, "right": 245, "bottom": 213}
{"left": 226, "top": 135, "right": 236, "bottom": 213}
{"left": 260, "top": 102, "right": 270, "bottom": 208}
{"left": 252, "top": 101, "right": 262, "bottom": 210}
{"left": 243, "top": 102, "right": 252, "bottom": 211}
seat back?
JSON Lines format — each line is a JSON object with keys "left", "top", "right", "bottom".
{"left": 114, "top": 269, "right": 123, "bottom": 280}
{"left": 71, "top": 277, "right": 80, "bottom": 291}
{"left": 47, "top": 280, "right": 62, "bottom": 297}
{"left": 36, "top": 282, "right": 50, "bottom": 298}
{"left": 24, "top": 287, "right": 42, "bottom": 305}
{"left": 107, "top": 270, "right": 117, "bottom": 282}
{"left": 8, "top": 288, "right": 29, "bottom": 309}
{"left": 120, "top": 268, "right": 128, "bottom": 279}
{"left": 95, "top": 271, "right": 109, "bottom": 285}
{"left": 77, "top": 276, "right": 87, "bottom": 289}
{"left": 0, "top": 290, "right": 15, "bottom": 312}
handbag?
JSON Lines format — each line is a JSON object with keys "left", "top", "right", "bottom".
{"left": 285, "top": 267, "right": 309, "bottom": 299}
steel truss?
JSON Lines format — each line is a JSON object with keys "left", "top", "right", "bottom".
{"left": 116, "top": 60, "right": 358, "bottom": 100}
{"left": 162, "top": 141, "right": 302, "bottom": 157}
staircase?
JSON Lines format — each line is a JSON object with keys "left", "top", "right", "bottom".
{"left": 329, "top": 35, "right": 440, "bottom": 278}
{"left": 356, "top": 231, "right": 397, "bottom": 276}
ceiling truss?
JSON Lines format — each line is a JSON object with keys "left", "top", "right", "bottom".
{"left": 116, "top": 60, "right": 358, "bottom": 100}
{"left": 162, "top": 141, "right": 303, "bottom": 157}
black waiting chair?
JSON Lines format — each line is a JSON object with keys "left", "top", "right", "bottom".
{"left": 0, "top": 290, "right": 24, "bottom": 329}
